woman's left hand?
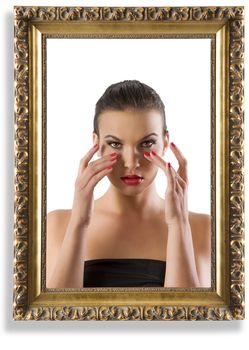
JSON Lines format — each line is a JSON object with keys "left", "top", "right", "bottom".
{"left": 144, "top": 142, "right": 189, "bottom": 226}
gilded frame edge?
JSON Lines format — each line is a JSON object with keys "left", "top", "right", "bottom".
{"left": 13, "top": 6, "right": 245, "bottom": 321}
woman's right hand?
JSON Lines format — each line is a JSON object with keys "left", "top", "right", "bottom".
{"left": 70, "top": 144, "right": 117, "bottom": 227}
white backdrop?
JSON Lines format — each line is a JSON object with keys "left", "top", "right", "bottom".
{"left": 1, "top": 0, "right": 248, "bottom": 348}
{"left": 47, "top": 37, "right": 211, "bottom": 214}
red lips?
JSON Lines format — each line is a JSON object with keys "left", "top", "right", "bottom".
{"left": 120, "top": 175, "right": 143, "bottom": 179}
{"left": 120, "top": 176, "right": 144, "bottom": 186}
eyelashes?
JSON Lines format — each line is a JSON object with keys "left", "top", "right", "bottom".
{"left": 106, "top": 139, "right": 157, "bottom": 149}
{"left": 141, "top": 139, "right": 157, "bottom": 148}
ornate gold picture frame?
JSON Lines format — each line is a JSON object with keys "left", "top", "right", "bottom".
{"left": 13, "top": 6, "right": 245, "bottom": 321}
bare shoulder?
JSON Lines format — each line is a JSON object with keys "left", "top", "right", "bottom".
{"left": 188, "top": 211, "right": 211, "bottom": 287}
{"left": 47, "top": 209, "right": 71, "bottom": 232}
{"left": 46, "top": 209, "right": 72, "bottom": 248}
{"left": 188, "top": 211, "right": 211, "bottom": 253}
{"left": 189, "top": 211, "right": 211, "bottom": 241}
{"left": 47, "top": 209, "right": 71, "bottom": 223}
{"left": 46, "top": 209, "right": 72, "bottom": 281}
{"left": 189, "top": 211, "right": 211, "bottom": 230}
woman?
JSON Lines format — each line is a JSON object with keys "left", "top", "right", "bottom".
{"left": 46, "top": 80, "right": 211, "bottom": 288}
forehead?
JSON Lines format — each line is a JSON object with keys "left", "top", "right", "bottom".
{"left": 98, "top": 108, "right": 162, "bottom": 138}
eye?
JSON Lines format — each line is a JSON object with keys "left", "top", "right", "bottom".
{"left": 107, "top": 139, "right": 156, "bottom": 149}
{"left": 107, "top": 141, "right": 122, "bottom": 149}
{"left": 141, "top": 139, "right": 157, "bottom": 148}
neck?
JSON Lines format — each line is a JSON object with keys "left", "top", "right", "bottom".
{"left": 102, "top": 182, "right": 163, "bottom": 218}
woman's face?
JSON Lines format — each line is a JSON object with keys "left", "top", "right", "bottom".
{"left": 93, "top": 108, "right": 169, "bottom": 195}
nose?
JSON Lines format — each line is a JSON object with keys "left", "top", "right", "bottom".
{"left": 122, "top": 147, "right": 141, "bottom": 171}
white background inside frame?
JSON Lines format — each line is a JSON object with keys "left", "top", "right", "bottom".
{"left": 47, "top": 38, "right": 211, "bottom": 214}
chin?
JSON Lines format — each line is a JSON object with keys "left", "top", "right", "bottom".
{"left": 114, "top": 185, "right": 146, "bottom": 196}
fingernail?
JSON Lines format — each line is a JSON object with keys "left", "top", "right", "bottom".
{"left": 170, "top": 142, "right": 176, "bottom": 148}
{"left": 151, "top": 150, "right": 157, "bottom": 156}
{"left": 144, "top": 151, "right": 151, "bottom": 157}
{"left": 110, "top": 152, "right": 117, "bottom": 157}
{"left": 110, "top": 153, "right": 117, "bottom": 160}
{"left": 106, "top": 166, "right": 113, "bottom": 170}
{"left": 94, "top": 143, "right": 99, "bottom": 148}
{"left": 168, "top": 162, "right": 171, "bottom": 168}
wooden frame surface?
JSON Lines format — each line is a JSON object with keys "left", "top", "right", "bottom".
{"left": 13, "top": 6, "right": 245, "bottom": 321}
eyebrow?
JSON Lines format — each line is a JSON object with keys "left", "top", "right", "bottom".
{"left": 104, "top": 133, "right": 159, "bottom": 143}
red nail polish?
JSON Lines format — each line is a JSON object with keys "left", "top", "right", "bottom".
{"left": 110, "top": 152, "right": 117, "bottom": 157}
{"left": 171, "top": 142, "right": 176, "bottom": 148}
{"left": 144, "top": 151, "right": 151, "bottom": 157}
{"left": 168, "top": 162, "right": 171, "bottom": 168}
{"left": 94, "top": 143, "right": 99, "bottom": 148}
{"left": 151, "top": 150, "right": 157, "bottom": 156}
{"left": 106, "top": 166, "right": 113, "bottom": 170}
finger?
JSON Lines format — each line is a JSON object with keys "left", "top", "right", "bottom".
{"left": 81, "top": 157, "right": 117, "bottom": 188}
{"left": 144, "top": 150, "right": 167, "bottom": 173}
{"left": 166, "top": 162, "right": 176, "bottom": 193}
{"left": 144, "top": 150, "right": 186, "bottom": 193}
{"left": 77, "top": 144, "right": 100, "bottom": 176}
{"left": 170, "top": 142, "right": 188, "bottom": 183}
{"left": 170, "top": 162, "right": 188, "bottom": 189}
{"left": 168, "top": 162, "right": 187, "bottom": 194}
{"left": 175, "top": 177, "right": 184, "bottom": 196}
{"left": 87, "top": 152, "right": 117, "bottom": 170}
{"left": 144, "top": 150, "right": 175, "bottom": 191}
{"left": 78, "top": 147, "right": 117, "bottom": 178}
{"left": 86, "top": 164, "right": 114, "bottom": 190}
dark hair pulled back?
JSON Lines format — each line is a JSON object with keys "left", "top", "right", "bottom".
{"left": 93, "top": 79, "right": 168, "bottom": 137}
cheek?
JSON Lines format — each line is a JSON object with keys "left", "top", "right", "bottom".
{"left": 152, "top": 143, "right": 162, "bottom": 153}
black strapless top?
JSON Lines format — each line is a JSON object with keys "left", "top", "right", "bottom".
{"left": 83, "top": 258, "right": 166, "bottom": 287}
